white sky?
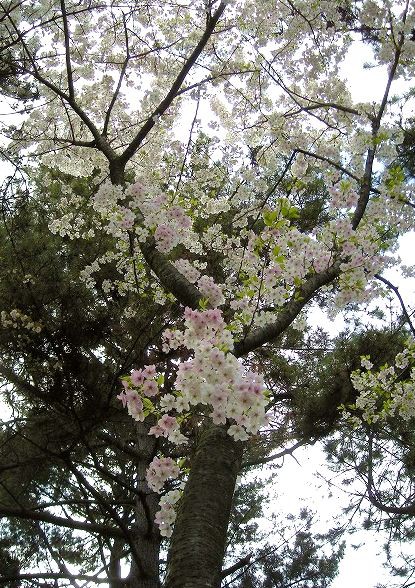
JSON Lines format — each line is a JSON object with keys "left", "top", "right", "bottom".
{"left": 266, "top": 444, "right": 393, "bottom": 588}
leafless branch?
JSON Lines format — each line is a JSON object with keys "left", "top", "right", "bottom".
{"left": 221, "top": 553, "right": 252, "bottom": 578}
{"left": 367, "top": 429, "right": 415, "bottom": 515}
{"left": 242, "top": 439, "right": 309, "bottom": 468}
{"left": 375, "top": 273, "right": 415, "bottom": 337}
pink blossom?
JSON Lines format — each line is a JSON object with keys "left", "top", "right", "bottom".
{"left": 143, "top": 380, "right": 159, "bottom": 397}
{"left": 211, "top": 409, "right": 226, "bottom": 424}
{"left": 158, "top": 414, "right": 178, "bottom": 434}
{"left": 131, "top": 369, "right": 145, "bottom": 386}
{"left": 116, "top": 391, "right": 128, "bottom": 408}
{"left": 126, "top": 393, "right": 144, "bottom": 421}
{"left": 154, "top": 223, "right": 178, "bottom": 253}
{"left": 148, "top": 425, "right": 165, "bottom": 438}
{"left": 143, "top": 364, "right": 157, "bottom": 378}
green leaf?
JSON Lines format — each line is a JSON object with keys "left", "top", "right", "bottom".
{"left": 385, "top": 165, "right": 405, "bottom": 188}
{"left": 198, "top": 297, "right": 209, "bottom": 310}
{"left": 263, "top": 210, "right": 278, "bottom": 226}
{"left": 339, "top": 179, "right": 351, "bottom": 192}
{"left": 287, "top": 206, "right": 300, "bottom": 220}
{"left": 142, "top": 397, "right": 155, "bottom": 412}
{"left": 373, "top": 131, "right": 389, "bottom": 146}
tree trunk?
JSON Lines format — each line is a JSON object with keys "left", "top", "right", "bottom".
{"left": 109, "top": 538, "right": 124, "bottom": 588}
{"left": 128, "top": 423, "right": 161, "bottom": 588}
{"left": 164, "top": 424, "right": 243, "bottom": 588}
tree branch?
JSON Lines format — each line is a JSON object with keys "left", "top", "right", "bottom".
{"left": 139, "top": 235, "right": 203, "bottom": 309}
{"left": 0, "top": 573, "right": 125, "bottom": 584}
{"left": 221, "top": 554, "right": 252, "bottom": 578}
{"left": 0, "top": 505, "right": 125, "bottom": 538}
{"left": 103, "top": 13, "right": 130, "bottom": 137}
{"left": 375, "top": 273, "right": 415, "bottom": 337}
{"left": 65, "top": 458, "right": 147, "bottom": 577}
{"left": 118, "top": 1, "right": 227, "bottom": 165}
{"left": 367, "top": 429, "right": 415, "bottom": 515}
{"left": 97, "top": 431, "right": 147, "bottom": 462}
{"left": 352, "top": 31, "right": 405, "bottom": 230}
{"left": 295, "top": 148, "right": 366, "bottom": 186}
{"left": 60, "top": 0, "right": 75, "bottom": 100}
{"left": 242, "top": 440, "right": 308, "bottom": 468}
{"left": 234, "top": 263, "right": 340, "bottom": 357}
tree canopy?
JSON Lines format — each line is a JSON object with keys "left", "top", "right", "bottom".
{"left": 0, "top": 1, "right": 415, "bottom": 587}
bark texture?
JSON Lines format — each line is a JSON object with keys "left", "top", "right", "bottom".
{"left": 164, "top": 424, "right": 243, "bottom": 588}
{"left": 128, "top": 423, "right": 161, "bottom": 588}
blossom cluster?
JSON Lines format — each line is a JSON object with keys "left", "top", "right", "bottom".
{"left": 1, "top": 309, "right": 43, "bottom": 334}
{"left": 117, "top": 365, "right": 160, "bottom": 422}
{"left": 124, "top": 181, "right": 194, "bottom": 253}
{"left": 343, "top": 343, "right": 415, "bottom": 425}
{"left": 164, "top": 308, "right": 269, "bottom": 441}
{"left": 120, "top": 308, "right": 269, "bottom": 444}
{"left": 146, "top": 456, "right": 180, "bottom": 493}
{"left": 145, "top": 459, "right": 182, "bottom": 537}
{"left": 118, "top": 307, "right": 269, "bottom": 536}
{"left": 48, "top": 161, "right": 410, "bottom": 331}
{"left": 155, "top": 489, "right": 182, "bottom": 538}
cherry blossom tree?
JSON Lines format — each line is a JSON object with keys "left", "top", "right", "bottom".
{"left": 1, "top": 0, "right": 415, "bottom": 586}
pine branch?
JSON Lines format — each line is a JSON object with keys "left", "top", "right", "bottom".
{"left": 0, "top": 505, "right": 124, "bottom": 538}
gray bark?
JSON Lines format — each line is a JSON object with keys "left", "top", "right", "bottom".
{"left": 164, "top": 424, "right": 243, "bottom": 588}
{"left": 128, "top": 423, "right": 161, "bottom": 588}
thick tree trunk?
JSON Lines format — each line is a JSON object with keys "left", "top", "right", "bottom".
{"left": 164, "top": 424, "right": 243, "bottom": 588}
